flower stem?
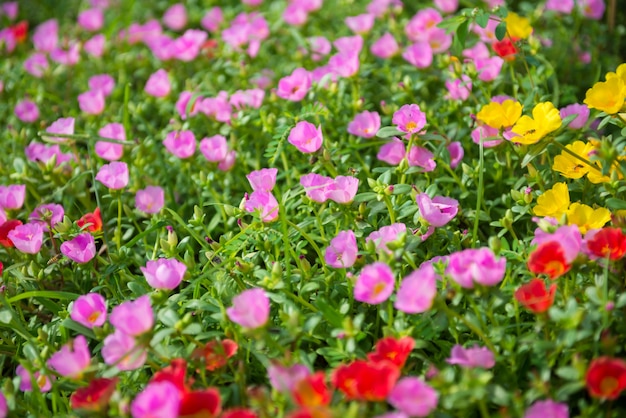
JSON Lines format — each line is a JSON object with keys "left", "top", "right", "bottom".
{"left": 472, "top": 136, "right": 485, "bottom": 248}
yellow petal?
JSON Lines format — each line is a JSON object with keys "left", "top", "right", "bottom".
{"left": 584, "top": 78, "right": 626, "bottom": 114}
{"left": 533, "top": 182, "right": 570, "bottom": 217}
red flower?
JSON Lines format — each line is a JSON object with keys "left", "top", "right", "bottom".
{"left": 292, "top": 372, "right": 331, "bottom": 408}
{"left": 367, "top": 336, "right": 415, "bottom": 369}
{"left": 514, "top": 279, "right": 556, "bottom": 314}
{"left": 77, "top": 207, "right": 102, "bottom": 233}
{"left": 0, "top": 260, "right": 3, "bottom": 276}
{"left": 70, "top": 377, "right": 118, "bottom": 412}
{"left": 492, "top": 38, "right": 517, "bottom": 61}
{"left": 586, "top": 228, "right": 626, "bottom": 260}
{"left": 527, "top": 241, "right": 570, "bottom": 279}
{"left": 192, "top": 339, "right": 238, "bottom": 371}
{"left": 331, "top": 360, "right": 400, "bottom": 402}
{"left": 288, "top": 408, "right": 332, "bottom": 418}
{"left": 151, "top": 358, "right": 188, "bottom": 392}
{"left": 221, "top": 408, "right": 259, "bottom": 418}
{"left": 0, "top": 219, "right": 22, "bottom": 247}
{"left": 586, "top": 357, "right": 626, "bottom": 400}
{"left": 10, "top": 21, "right": 28, "bottom": 43}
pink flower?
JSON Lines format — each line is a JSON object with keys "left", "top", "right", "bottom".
{"left": 33, "top": 19, "right": 58, "bottom": 52}
{"left": 370, "top": 32, "right": 399, "bottom": 59}
{"left": 227, "top": 288, "right": 270, "bottom": 329}
{"left": 25, "top": 142, "right": 73, "bottom": 166}
{"left": 334, "top": 35, "right": 363, "bottom": 53}
{"left": 201, "top": 7, "right": 223, "bottom": 32}
{"left": 445, "top": 247, "right": 506, "bottom": 288}
{"left": 78, "top": 9, "right": 104, "bottom": 31}
{"left": 29, "top": 203, "right": 64, "bottom": 231}
{"left": 434, "top": 0, "right": 458, "bottom": 13}
{"left": 403, "top": 42, "right": 433, "bottom": 69}
{"left": 268, "top": 363, "right": 310, "bottom": 393}
{"left": 84, "top": 34, "right": 106, "bottom": 57}
{"left": 8, "top": 223, "right": 44, "bottom": 254}
{"left": 200, "top": 135, "right": 228, "bottom": 162}
{"left": 47, "top": 335, "right": 91, "bottom": 379}
{"left": 200, "top": 91, "right": 232, "bottom": 122}
{"left": 546, "top": 0, "right": 574, "bottom": 13}
{"left": 393, "top": 104, "right": 426, "bottom": 134}
{"left": 218, "top": 150, "right": 237, "bottom": 172}
{"left": 366, "top": 223, "right": 406, "bottom": 254}
{"left": 135, "top": 186, "right": 165, "bottom": 214}
{"left": 46, "top": 117, "right": 75, "bottom": 143}
{"left": 472, "top": 125, "right": 502, "bottom": 148}
{"left": 326, "top": 176, "right": 359, "bottom": 204}
{"left": 95, "top": 161, "right": 129, "bottom": 190}
{"left": 78, "top": 90, "right": 105, "bottom": 115}
{"left": 50, "top": 43, "right": 81, "bottom": 66}
{"left": 388, "top": 377, "right": 438, "bottom": 417}
{"left": 447, "top": 142, "right": 464, "bottom": 169}
{"left": 0, "top": 2, "right": 17, "bottom": 20}
{"left": 16, "top": 365, "right": 53, "bottom": 392}
{"left": 378, "top": 139, "right": 406, "bottom": 165}
{"left": 0, "top": 389, "right": 6, "bottom": 417}
{"left": 407, "top": 146, "right": 436, "bottom": 172}
{"left": 417, "top": 193, "right": 459, "bottom": 228}
{"left": 532, "top": 225, "right": 581, "bottom": 264}
{"left": 102, "top": 329, "right": 147, "bottom": 371}
{"left": 300, "top": 173, "right": 334, "bottom": 203}
{"left": 163, "top": 3, "right": 187, "bottom": 31}
{"left": 110, "top": 295, "right": 154, "bottom": 336}
{"left": 276, "top": 68, "right": 311, "bottom": 102}
{"left": 175, "top": 91, "right": 200, "bottom": 120}
{"left": 405, "top": 8, "right": 442, "bottom": 42}
{"left": 24, "top": 53, "right": 48, "bottom": 77}
{"left": 71, "top": 293, "right": 107, "bottom": 328}
{"left": 446, "top": 345, "right": 495, "bottom": 369}
{"left": 230, "top": 89, "right": 264, "bottom": 109}
{"left": 247, "top": 168, "right": 278, "bottom": 192}
{"left": 89, "top": 74, "right": 115, "bottom": 97}
{"left": 244, "top": 191, "right": 279, "bottom": 222}
{"left": 131, "top": 381, "right": 181, "bottom": 418}
{"left": 170, "top": 29, "right": 207, "bottom": 61}
{"left": 560, "top": 103, "right": 589, "bottom": 129}
{"left": 288, "top": 121, "right": 323, "bottom": 153}
{"left": 578, "top": 0, "right": 605, "bottom": 19}
{"left": 0, "top": 184, "right": 25, "bottom": 209}
{"left": 96, "top": 123, "right": 125, "bottom": 161}
{"left": 324, "top": 230, "right": 358, "bottom": 268}
{"left": 345, "top": 13, "right": 375, "bottom": 34}
{"left": 395, "top": 263, "right": 438, "bottom": 314}
{"left": 14, "top": 99, "right": 39, "bottom": 123}
{"left": 348, "top": 110, "right": 381, "bottom": 138}
{"left": 143, "top": 69, "right": 170, "bottom": 98}
{"left": 61, "top": 233, "right": 96, "bottom": 264}
{"left": 283, "top": 3, "right": 308, "bottom": 26}
{"left": 524, "top": 400, "right": 569, "bottom": 418}
{"left": 141, "top": 258, "right": 186, "bottom": 290}
{"left": 308, "top": 36, "right": 331, "bottom": 61}
{"left": 475, "top": 56, "right": 504, "bottom": 82}
{"left": 164, "top": 130, "right": 196, "bottom": 159}
{"left": 354, "top": 262, "right": 394, "bottom": 305}
{"left": 445, "top": 75, "right": 472, "bottom": 101}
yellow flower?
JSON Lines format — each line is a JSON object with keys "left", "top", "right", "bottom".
{"left": 505, "top": 12, "right": 533, "bottom": 39}
{"left": 606, "top": 63, "right": 626, "bottom": 84}
{"left": 552, "top": 141, "right": 596, "bottom": 179}
{"left": 533, "top": 182, "right": 569, "bottom": 218}
{"left": 476, "top": 100, "right": 523, "bottom": 130}
{"left": 584, "top": 77, "right": 626, "bottom": 114}
{"left": 566, "top": 202, "right": 611, "bottom": 234}
{"left": 511, "top": 102, "right": 562, "bottom": 145}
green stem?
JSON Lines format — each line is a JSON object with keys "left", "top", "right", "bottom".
{"left": 472, "top": 136, "right": 485, "bottom": 248}
{"left": 116, "top": 191, "right": 123, "bottom": 251}
{"left": 437, "top": 298, "right": 496, "bottom": 353}
{"left": 551, "top": 141, "right": 603, "bottom": 173}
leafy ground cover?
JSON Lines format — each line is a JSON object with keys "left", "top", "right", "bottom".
{"left": 1, "top": 0, "right": 626, "bottom": 416}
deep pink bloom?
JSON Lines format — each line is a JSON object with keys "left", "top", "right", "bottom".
{"left": 47, "top": 335, "right": 91, "bottom": 379}
{"left": 16, "top": 365, "right": 53, "bottom": 392}
{"left": 71, "top": 293, "right": 107, "bottom": 328}
{"left": 405, "top": 8, "right": 442, "bottom": 42}
{"left": 407, "top": 145, "right": 436, "bottom": 171}
{"left": 61, "top": 233, "right": 96, "bottom": 264}
{"left": 325, "top": 230, "right": 358, "bottom": 268}
{"left": 84, "top": 34, "right": 106, "bottom": 57}
{"left": 388, "top": 377, "right": 438, "bottom": 417}
{"left": 170, "top": 29, "right": 207, "bottom": 61}
{"left": 78, "top": 9, "right": 104, "bottom": 31}
{"left": 288, "top": 121, "right": 323, "bottom": 153}
{"left": 329, "top": 51, "right": 360, "bottom": 78}
{"left": 354, "top": 262, "right": 394, "bottom": 305}
{"left": 560, "top": 103, "right": 590, "bottom": 129}
{"left": 378, "top": 139, "right": 406, "bottom": 165}
{"left": 326, "top": 176, "right": 359, "bottom": 204}
{"left": 8, "top": 223, "right": 44, "bottom": 254}
{"left": 366, "top": 223, "right": 406, "bottom": 254}
{"left": 348, "top": 110, "right": 381, "bottom": 138}
{"left": 50, "top": 43, "right": 81, "bottom": 66}
{"left": 546, "top": 0, "right": 574, "bottom": 13}
{"left": 163, "top": 3, "right": 187, "bottom": 30}
{"left": 89, "top": 74, "right": 115, "bottom": 97}
{"left": 230, "top": 88, "right": 264, "bottom": 109}
{"left": 14, "top": 99, "right": 39, "bottom": 123}
{"left": 0, "top": 2, "right": 17, "bottom": 20}
{"left": 367, "top": 0, "right": 402, "bottom": 16}
{"left": 395, "top": 263, "right": 438, "bottom": 314}
{"left": 446, "top": 247, "right": 506, "bottom": 288}
{"left": 200, "top": 91, "right": 232, "bottom": 122}
{"left": 268, "top": 363, "right": 310, "bottom": 393}
{"left": 300, "top": 173, "right": 334, "bottom": 203}
{"left": 283, "top": 3, "right": 308, "bottom": 26}
{"left": 96, "top": 123, "right": 125, "bottom": 161}
{"left": 46, "top": 117, "right": 75, "bottom": 143}
{"left": 445, "top": 75, "right": 472, "bottom": 101}
{"left": 29, "top": 203, "right": 64, "bottom": 231}
{"left": 371, "top": 32, "right": 399, "bottom": 59}
{"left": 110, "top": 295, "right": 154, "bottom": 336}
{"left": 578, "top": 0, "right": 605, "bottom": 19}
{"left": 417, "top": 193, "right": 458, "bottom": 227}
{"left": 227, "top": 288, "right": 270, "bottom": 329}
{"left": 200, "top": 135, "right": 228, "bottom": 162}
{"left": 78, "top": 90, "right": 105, "bottom": 115}
{"left": 33, "top": 19, "right": 58, "bottom": 52}
{"left": 141, "top": 258, "right": 186, "bottom": 290}
{"left": 532, "top": 225, "right": 581, "bottom": 264}
{"left": 131, "top": 381, "right": 181, "bottom": 418}
{"left": 0, "top": 184, "right": 25, "bottom": 210}
{"left": 475, "top": 56, "right": 504, "bottom": 82}
{"left": 247, "top": 168, "right": 278, "bottom": 192}
{"left": 447, "top": 142, "right": 464, "bottom": 169}
{"left": 345, "top": 13, "right": 375, "bottom": 34}
{"left": 393, "top": 104, "right": 426, "bottom": 134}
{"left": 244, "top": 191, "right": 279, "bottom": 222}
{"left": 524, "top": 400, "right": 569, "bottom": 418}
{"left": 25, "top": 142, "right": 73, "bottom": 166}
{"left": 218, "top": 150, "right": 237, "bottom": 172}
{"left": 135, "top": 186, "right": 165, "bottom": 214}
{"left": 276, "top": 68, "right": 311, "bottom": 102}
{"left": 175, "top": 91, "right": 201, "bottom": 120}
{"left": 95, "top": 161, "right": 129, "bottom": 190}
{"left": 201, "top": 7, "right": 223, "bottom": 32}
{"left": 0, "top": 390, "right": 6, "bottom": 417}
{"left": 402, "top": 42, "right": 433, "bottom": 69}
{"left": 164, "top": 130, "right": 196, "bottom": 159}
{"left": 102, "top": 329, "right": 147, "bottom": 371}
{"left": 447, "top": 345, "right": 495, "bottom": 369}
{"left": 24, "top": 52, "right": 49, "bottom": 78}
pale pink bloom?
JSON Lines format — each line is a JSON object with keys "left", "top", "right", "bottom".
{"left": 61, "top": 233, "right": 96, "bottom": 264}
{"left": 434, "top": 0, "right": 458, "bottom": 13}
{"left": 29, "top": 203, "right": 64, "bottom": 231}
{"left": 471, "top": 18, "right": 499, "bottom": 43}
{"left": 135, "top": 186, "right": 165, "bottom": 215}
{"left": 96, "top": 161, "right": 129, "bottom": 189}
{"left": 201, "top": 7, "right": 223, "bottom": 32}
{"left": 388, "top": 377, "right": 438, "bottom": 417}
{"left": 23, "top": 53, "right": 48, "bottom": 78}
{"left": 578, "top": 50, "right": 591, "bottom": 64}
{"left": 121, "top": 19, "right": 162, "bottom": 45}
{"left": 14, "top": 99, "right": 39, "bottom": 123}
{"left": 308, "top": 36, "right": 331, "bottom": 61}
{"left": 78, "top": 9, "right": 104, "bottom": 31}
{"left": 8, "top": 223, "right": 44, "bottom": 254}
{"left": 0, "top": 2, "right": 17, "bottom": 20}
{"left": 175, "top": 91, "right": 201, "bottom": 120}
{"left": 578, "top": 0, "right": 605, "bottom": 19}
{"left": 0, "top": 28, "right": 16, "bottom": 53}
{"left": 16, "top": 365, "right": 53, "bottom": 392}
{"left": 229, "top": 88, "right": 264, "bottom": 109}
{"left": 25, "top": 142, "right": 73, "bottom": 166}
{"left": 141, "top": 258, "right": 186, "bottom": 290}
{"left": 217, "top": 150, "right": 237, "bottom": 172}
{"left": 200, "top": 91, "right": 232, "bottom": 123}
{"left": 300, "top": 173, "right": 334, "bottom": 203}
{"left": 247, "top": 168, "right": 278, "bottom": 192}
{"left": 46, "top": 117, "right": 75, "bottom": 143}
{"left": 417, "top": 193, "right": 458, "bottom": 228}
{"left": 96, "top": 123, "right": 125, "bottom": 161}
{"left": 227, "top": 288, "right": 270, "bottom": 329}
{"left": 395, "top": 263, "right": 439, "bottom": 314}
{"left": 110, "top": 295, "right": 154, "bottom": 336}
{"left": 367, "top": 0, "right": 403, "bottom": 17}
{"left": 47, "top": 335, "right": 91, "bottom": 379}
{"left": 311, "top": 65, "right": 337, "bottom": 87}
{"left": 446, "top": 247, "right": 506, "bottom": 288}
{"left": 71, "top": 293, "right": 107, "bottom": 328}
{"left": 164, "top": 130, "right": 196, "bottom": 159}
{"left": 428, "top": 29, "right": 452, "bottom": 53}
{"left": 407, "top": 145, "right": 436, "bottom": 172}
{"left": 329, "top": 52, "right": 360, "bottom": 78}
{"left": 445, "top": 75, "right": 472, "bottom": 101}
{"left": 378, "top": 139, "right": 406, "bottom": 165}
{"left": 276, "top": 68, "right": 311, "bottom": 102}
{"left": 50, "top": 43, "right": 81, "bottom": 65}
{"left": 345, "top": 14, "right": 375, "bottom": 34}
{"left": 163, "top": 3, "right": 187, "bottom": 30}
{"left": 524, "top": 400, "right": 569, "bottom": 418}
{"left": 84, "top": 34, "right": 106, "bottom": 57}
{"left": 560, "top": 103, "right": 589, "bottom": 129}
{"left": 89, "top": 74, "right": 115, "bottom": 97}
{"left": 144, "top": 69, "right": 171, "bottom": 98}
{"left": 288, "top": 121, "right": 323, "bottom": 153}
{"left": 146, "top": 34, "right": 175, "bottom": 61}
{"left": 447, "top": 142, "right": 464, "bottom": 169}
{"left": 546, "top": 0, "right": 574, "bottom": 13}
{"left": 354, "top": 262, "right": 394, "bottom": 304}
{"left": 348, "top": 110, "right": 381, "bottom": 138}
{"left": 243, "top": 0, "right": 263, "bottom": 5}
{"left": 446, "top": 345, "right": 495, "bottom": 369}
{"left": 0, "top": 208, "right": 5, "bottom": 225}
{"left": 0, "top": 389, "right": 7, "bottom": 417}
{"left": 244, "top": 191, "right": 279, "bottom": 222}
{"left": 131, "top": 381, "right": 181, "bottom": 418}
{"left": 472, "top": 125, "right": 502, "bottom": 148}
{"left": 475, "top": 56, "right": 504, "bottom": 82}
{"left": 200, "top": 135, "right": 228, "bottom": 162}
{"left": 370, "top": 32, "right": 399, "bottom": 59}
{"left": 295, "top": 0, "right": 323, "bottom": 12}
{"left": 78, "top": 90, "right": 105, "bottom": 115}
{"left": 171, "top": 29, "right": 207, "bottom": 61}
{"left": 405, "top": 8, "right": 442, "bottom": 42}
{"left": 33, "top": 19, "right": 58, "bottom": 52}
{"left": 326, "top": 176, "right": 359, "bottom": 204}
{"left": 366, "top": 223, "right": 406, "bottom": 254}
{"left": 403, "top": 42, "right": 433, "bottom": 68}
{"left": 0, "top": 184, "right": 25, "bottom": 210}
{"left": 102, "top": 329, "right": 147, "bottom": 371}
{"left": 283, "top": 4, "right": 308, "bottom": 26}
{"left": 325, "top": 230, "right": 358, "bottom": 268}
{"left": 334, "top": 35, "right": 363, "bottom": 54}
{"left": 463, "top": 41, "right": 490, "bottom": 61}
{"left": 374, "top": 413, "right": 409, "bottom": 418}
{"left": 532, "top": 225, "right": 581, "bottom": 264}
{"left": 90, "top": 0, "right": 109, "bottom": 9}
{"left": 268, "top": 363, "right": 310, "bottom": 393}
{"left": 485, "top": 0, "right": 504, "bottom": 6}
{"left": 393, "top": 104, "right": 426, "bottom": 134}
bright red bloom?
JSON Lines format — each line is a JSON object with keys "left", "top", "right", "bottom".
{"left": 0, "top": 261, "right": 3, "bottom": 276}
{"left": 0, "top": 219, "right": 22, "bottom": 247}
{"left": 514, "top": 279, "right": 556, "bottom": 314}
{"left": 288, "top": 408, "right": 332, "bottom": 418}
{"left": 586, "top": 357, "right": 626, "bottom": 400}
{"left": 10, "top": 21, "right": 28, "bottom": 43}
{"left": 527, "top": 241, "right": 570, "bottom": 279}
{"left": 221, "top": 408, "right": 259, "bottom": 418}
{"left": 367, "top": 336, "right": 415, "bottom": 369}
{"left": 152, "top": 358, "right": 188, "bottom": 392}
{"left": 77, "top": 207, "right": 102, "bottom": 233}
{"left": 492, "top": 38, "right": 517, "bottom": 61}
{"left": 192, "top": 339, "right": 238, "bottom": 371}
{"left": 70, "top": 377, "right": 118, "bottom": 412}
{"left": 586, "top": 228, "right": 626, "bottom": 260}
{"left": 331, "top": 360, "right": 400, "bottom": 402}
{"left": 292, "top": 372, "right": 331, "bottom": 408}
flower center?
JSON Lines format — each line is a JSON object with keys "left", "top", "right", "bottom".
{"left": 406, "top": 121, "right": 417, "bottom": 132}
{"left": 601, "top": 376, "right": 619, "bottom": 395}
{"left": 88, "top": 311, "right": 101, "bottom": 324}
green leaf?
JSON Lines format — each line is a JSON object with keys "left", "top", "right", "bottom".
{"left": 353, "top": 192, "right": 378, "bottom": 202}
{"left": 495, "top": 22, "right": 507, "bottom": 41}
{"left": 8, "top": 291, "right": 80, "bottom": 304}
{"left": 521, "top": 141, "right": 550, "bottom": 167}
{"left": 606, "top": 198, "right": 626, "bottom": 211}
{"left": 314, "top": 298, "right": 344, "bottom": 328}
{"left": 475, "top": 11, "right": 490, "bottom": 29}
{"left": 436, "top": 15, "right": 466, "bottom": 34}
{"left": 376, "top": 126, "right": 405, "bottom": 138}
{"left": 60, "top": 319, "right": 97, "bottom": 340}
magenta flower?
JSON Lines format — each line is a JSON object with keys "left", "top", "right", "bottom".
{"left": 392, "top": 104, "right": 427, "bottom": 134}
{"left": 51, "top": 42, "right": 81, "bottom": 66}
{"left": 78, "top": 90, "right": 105, "bottom": 115}
{"left": 29, "top": 203, "right": 64, "bottom": 231}
{"left": 0, "top": 390, "right": 6, "bottom": 417}
{"left": 218, "top": 150, "right": 237, "bottom": 172}
{"left": 61, "top": 233, "right": 96, "bottom": 264}
{"left": 16, "top": 365, "right": 53, "bottom": 392}
{"left": 47, "top": 335, "right": 91, "bottom": 379}
{"left": 244, "top": 191, "right": 279, "bottom": 222}
{"left": 416, "top": 193, "right": 459, "bottom": 229}
{"left": 164, "top": 130, "right": 196, "bottom": 159}
{"left": 445, "top": 247, "right": 506, "bottom": 288}
{"left": 135, "top": 186, "right": 165, "bottom": 215}
{"left": 524, "top": 400, "right": 569, "bottom": 418}
{"left": 388, "top": 377, "right": 438, "bottom": 417}
{"left": 200, "top": 91, "right": 232, "bottom": 122}
{"left": 371, "top": 32, "right": 399, "bottom": 59}
{"left": 300, "top": 173, "right": 334, "bottom": 203}
{"left": 25, "top": 142, "right": 73, "bottom": 166}
{"left": 24, "top": 52, "right": 49, "bottom": 77}
{"left": 435, "top": 0, "right": 459, "bottom": 13}
{"left": 144, "top": 69, "right": 171, "bottom": 98}
{"left": 447, "top": 142, "right": 464, "bottom": 169}
{"left": 407, "top": 145, "right": 436, "bottom": 172}
{"left": 283, "top": 3, "right": 308, "bottom": 26}
{"left": 0, "top": 2, "right": 17, "bottom": 20}
{"left": 472, "top": 125, "right": 502, "bottom": 148}
{"left": 406, "top": 8, "right": 442, "bottom": 42}
{"left": 14, "top": 99, "right": 39, "bottom": 123}
{"left": 326, "top": 176, "right": 359, "bottom": 204}
{"left": 403, "top": 42, "right": 433, "bottom": 69}
{"left": 308, "top": 36, "right": 331, "bottom": 61}
{"left": 560, "top": 103, "right": 590, "bottom": 129}
{"left": 345, "top": 13, "right": 375, "bottom": 34}
{"left": 348, "top": 110, "right": 381, "bottom": 138}
{"left": 532, "top": 225, "right": 581, "bottom": 264}
{"left": 78, "top": 9, "right": 104, "bottom": 31}
{"left": 140, "top": 258, "right": 186, "bottom": 290}
{"left": 446, "top": 345, "right": 495, "bottom": 369}
{"left": 476, "top": 56, "right": 504, "bottom": 82}
{"left": 227, "top": 288, "right": 270, "bottom": 329}
{"left": 132, "top": 381, "right": 181, "bottom": 418}
{"left": 395, "top": 263, "right": 438, "bottom": 314}
{"left": 325, "top": 230, "right": 358, "bottom": 268}
{"left": 89, "top": 74, "right": 115, "bottom": 97}
{"left": 96, "top": 123, "right": 125, "bottom": 161}
{"left": 268, "top": 363, "right": 311, "bottom": 393}
{"left": 247, "top": 168, "right": 278, "bottom": 192}
{"left": 71, "top": 293, "right": 107, "bottom": 328}
{"left": 334, "top": 35, "right": 363, "bottom": 53}
{"left": 378, "top": 139, "right": 406, "bottom": 165}
{"left": 276, "top": 68, "right": 311, "bottom": 102}
{"left": 163, "top": 3, "right": 187, "bottom": 30}
{"left": 84, "top": 34, "right": 106, "bottom": 57}
{"left": 199, "top": 135, "right": 228, "bottom": 162}
{"left": 354, "top": 262, "right": 394, "bottom": 305}
{"left": 578, "top": 0, "right": 605, "bottom": 19}
{"left": 8, "top": 223, "right": 44, "bottom": 254}
{"left": 230, "top": 88, "right": 265, "bottom": 110}
{"left": 445, "top": 75, "right": 472, "bottom": 101}
{"left": 46, "top": 117, "right": 75, "bottom": 143}
{"left": 102, "top": 329, "right": 147, "bottom": 371}
{"left": 201, "top": 7, "right": 223, "bottom": 32}
{"left": 288, "top": 121, "right": 323, "bottom": 153}
{"left": 329, "top": 51, "right": 360, "bottom": 78}
{"left": 366, "top": 223, "right": 407, "bottom": 254}
{"left": 170, "top": 29, "right": 207, "bottom": 61}
{"left": 96, "top": 161, "right": 129, "bottom": 190}
{"left": 110, "top": 295, "right": 154, "bottom": 336}
{"left": 0, "top": 184, "right": 25, "bottom": 209}
{"left": 33, "top": 19, "right": 58, "bottom": 52}
{"left": 546, "top": 0, "right": 574, "bottom": 13}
